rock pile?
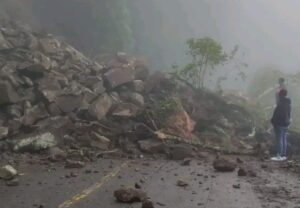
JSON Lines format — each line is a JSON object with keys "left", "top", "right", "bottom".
{"left": 0, "top": 20, "right": 262, "bottom": 161}
{"left": 0, "top": 20, "right": 150, "bottom": 155}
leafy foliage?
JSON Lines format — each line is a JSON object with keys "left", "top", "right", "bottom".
{"left": 174, "top": 37, "right": 228, "bottom": 89}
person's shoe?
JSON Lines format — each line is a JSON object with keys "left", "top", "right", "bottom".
{"left": 271, "top": 156, "right": 282, "bottom": 161}
{"left": 281, "top": 156, "right": 287, "bottom": 161}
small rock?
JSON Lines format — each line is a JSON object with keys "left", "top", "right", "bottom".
{"left": 90, "top": 132, "right": 111, "bottom": 150}
{"left": 261, "top": 164, "right": 268, "bottom": 169}
{"left": 247, "top": 170, "right": 257, "bottom": 177}
{"left": 85, "top": 169, "right": 92, "bottom": 174}
{"left": 114, "top": 187, "right": 147, "bottom": 203}
{"left": 233, "top": 184, "right": 241, "bottom": 189}
{"left": 138, "top": 140, "right": 164, "bottom": 154}
{"left": 48, "top": 147, "right": 66, "bottom": 162}
{"left": 238, "top": 168, "right": 247, "bottom": 177}
{"left": 135, "top": 183, "right": 141, "bottom": 189}
{"left": 6, "top": 178, "right": 19, "bottom": 186}
{"left": 181, "top": 158, "right": 192, "bottom": 166}
{"left": 177, "top": 179, "right": 189, "bottom": 187}
{"left": 156, "top": 202, "right": 166, "bottom": 206}
{"left": 65, "top": 160, "right": 85, "bottom": 169}
{"left": 0, "top": 165, "right": 18, "bottom": 180}
{"left": 213, "top": 157, "right": 236, "bottom": 172}
{"left": 142, "top": 200, "right": 155, "bottom": 208}
{"left": 236, "top": 158, "right": 244, "bottom": 164}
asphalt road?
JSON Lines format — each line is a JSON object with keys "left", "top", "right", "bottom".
{"left": 0, "top": 157, "right": 270, "bottom": 208}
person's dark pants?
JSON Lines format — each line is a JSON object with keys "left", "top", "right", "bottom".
{"left": 273, "top": 126, "right": 288, "bottom": 157}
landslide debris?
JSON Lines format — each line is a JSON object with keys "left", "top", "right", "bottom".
{"left": 0, "top": 19, "right": 273, "bottom": 164}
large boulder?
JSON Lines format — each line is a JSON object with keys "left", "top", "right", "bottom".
{"left": 55, "top": 95, "right": 82, "bottom": 113}
{"left": 162, "top": 110, "right": 195, "bottom": 140}
{"left": 13, "top": 132, "right": 57, "bottom": 153}
{"left": 39, "top": 37, "right": 61, "bottom": 54}
{"left": 128, "top": 93, "right": 145, "bottom": 107}
{"left": 131, "top": 80, "right": 144, "bottom": 93}
{"left": 22, "top": 103, "right": 49, "bottom": 126}
{"left": 0, "top": 31, "right": 12, "bottom": 50}
{"left": 104, "top": 68, "right": 135, "bottom": 88}
{"left": 112, "top": 103, "right": 140, "bottom": 118}
{"left": 0, "top": 127, "right": 9, "bottom": 140}
{"left": 0, "top": 81, "right": 20, "bottom": 104}
{"left": 88, "top": 93, "right": 112, "bottom": 120}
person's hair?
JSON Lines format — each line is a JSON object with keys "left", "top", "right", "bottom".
{"left": 279, "top": 88, "right": 287, "bottom": 97}
{"left": 278, "top": 77, "right": 285, "bottom": 84}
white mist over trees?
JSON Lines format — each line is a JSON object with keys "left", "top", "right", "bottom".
{"left": 1, "top": 0, "right": 300, "bottom": 78}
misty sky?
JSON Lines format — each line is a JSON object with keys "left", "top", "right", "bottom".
{"left": 180, "top": 0, "right": 300, "bottom": 73}
{"left": 1, "top": 0, "right": 300, "bottom": 74}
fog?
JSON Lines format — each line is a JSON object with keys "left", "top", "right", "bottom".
{"left": 1, "top": 0, "right": 300, "bottom": 74}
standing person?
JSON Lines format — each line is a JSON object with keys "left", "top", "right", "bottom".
{"left": 271, "top": 89, "right": 291, "bottom": 161}
{"left": 275, "top": 77, "right": 286, "bottom": 105}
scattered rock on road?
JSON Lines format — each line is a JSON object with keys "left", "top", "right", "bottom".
{"left": 213, "top": 157, "right": 236, "bottom": 172}
{"left": 181, "top": 158, "right": 192, "bottom": 166}
{"left": 135, "top": 182, "right": 142, "bottom": 189}
{"left": 238, "top": 168, "right": 247, "bottom": 177}
{"left": 142, "top": 200, "right": 155, "bottom": 208}
{"left": 0, "top": 165, "right": 17, "bottom": 180}
{"left": 6, "top": 178, "right": 20, "bottom": 186}
{"left": 65, "top": 160, "right": 85, "bottom": 169}
{"left": 47, "top": 147, "right": 67, "bottom": 162}
{"left": 114, "top": 187, "right": 147, "bottom": 203}
{"left": 177, "top": 179, "right": 189, "bottom": 187}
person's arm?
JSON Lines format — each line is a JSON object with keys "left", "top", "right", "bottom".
{"left": 288, "top": 99, "right": 291, "bottom": 123}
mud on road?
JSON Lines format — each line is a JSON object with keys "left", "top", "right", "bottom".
{"left": 0, "top": 156, "right": 299, "bottom": 208}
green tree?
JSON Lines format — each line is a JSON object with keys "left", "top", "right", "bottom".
{"left": 174, "top": 37, "right": 228, "bottom": 89}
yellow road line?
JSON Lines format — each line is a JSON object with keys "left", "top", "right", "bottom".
{"left": 58, "top": 161, "right": 129, "bottom": 208}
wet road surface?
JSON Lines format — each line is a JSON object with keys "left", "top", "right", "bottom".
{"left": 0, "top": 158, "right": 269, "bottom": 208}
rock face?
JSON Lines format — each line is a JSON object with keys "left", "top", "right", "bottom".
{"left": 114, "top": 188, "right": 147, "bottom": 203}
